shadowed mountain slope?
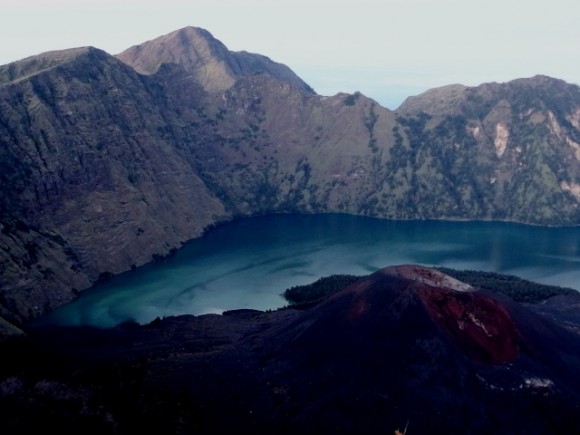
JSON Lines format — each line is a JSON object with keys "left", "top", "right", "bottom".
{"left": 2, "top": 265, "right": 579, "bottom": 434}
{"left": 0, "top": 46, "right": 228, "bottom": 328}
{"left": 241, "top": 265, "right": 580, "bottom": 433}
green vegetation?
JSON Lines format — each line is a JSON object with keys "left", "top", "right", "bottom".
{"left": 283, "top": 274, "right": 363, "bottom": 309}
{"left": 435, "top": 267, "right": 577, "bottom": 303}
{"left": 282, "top": 268, "right": 577, "bottom": 308}
{"left": 365, "top": 103, "right": 379, "bottom": 152}
{"left": 344, "top": 93, "right": 360, "bottom": 106}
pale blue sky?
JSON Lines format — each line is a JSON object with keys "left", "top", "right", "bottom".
{"left": 3, "top": 0, "right": 580, "bottom": 108}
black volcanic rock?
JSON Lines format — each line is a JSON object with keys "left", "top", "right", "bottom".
{"left": 3, "top": 265, "right": 580, "bottom": 434}
{"left": 239, "top": 265, "right": 580, "bottom": 433}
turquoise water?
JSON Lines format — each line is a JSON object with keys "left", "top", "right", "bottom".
{"left": 38, "top": 214, "right": 580, "bottom": 327}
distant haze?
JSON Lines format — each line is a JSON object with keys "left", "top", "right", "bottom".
{"left": 3, "top": 0, "right": 580, "bottom": 109}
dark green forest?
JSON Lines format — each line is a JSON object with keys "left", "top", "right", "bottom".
{"left": 283, "top": 268, "right": 577, "bottom": 307}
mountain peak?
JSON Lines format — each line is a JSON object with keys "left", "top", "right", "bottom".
{"left": 330, "top": 265, "right": 521, "bottom": 364}
{"left": 396, "top": 83, "right": 467, "bottom": 115}
{"left": 116, "top": 26, "right": 313, "bottom": 94}
{"left": 116, "top": 26, "right": 227, "bottom": 76}
{"left": 397, "top": 74, "right": 580, "bottom": 117}
{"left": 513, "top": 74, "right": 569, "bottom": 87}
{"left": 380, "top": 264, "right": 475, "bottom": 292}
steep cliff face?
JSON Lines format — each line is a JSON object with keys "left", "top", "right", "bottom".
{"left": 0, "top": 46, "right": 228, "bottom": 326}
{"left": 1, "top": 27, "right": 580, "bottom": 330}
{"left": 395, "top": 75, "right": 580, "bottom": 224}
{"left": 201, "top": 78, "right": 399, "bottom": 216}
{"left": 208, "top": 72, "right": 580, "bottom": 223}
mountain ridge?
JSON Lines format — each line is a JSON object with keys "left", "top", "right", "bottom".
{"left": 115, "top": 26, "right": 314, "bottom": 94}
{"left": 0, "top": 47, "right": 103, "bottom": 85}
{"left": 1, "top": 26, "right": 580, "bottom": 332}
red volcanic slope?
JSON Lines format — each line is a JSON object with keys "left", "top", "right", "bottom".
{"left": 233, "top": 264, "right": 580, "bottom": 434}
{"left": 270, "top": 264, "right": 525, "bottom": 365}
{"left": 9, "top": 264, "right": 580, "bottom": 434}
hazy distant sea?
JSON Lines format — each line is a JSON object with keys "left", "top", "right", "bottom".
{"left": 37, "top": 214, "right": 580, "bottom": 327}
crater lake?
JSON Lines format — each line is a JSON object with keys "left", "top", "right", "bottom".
{"left": 36, "top": 214, "right": 580, "bottom": 327}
